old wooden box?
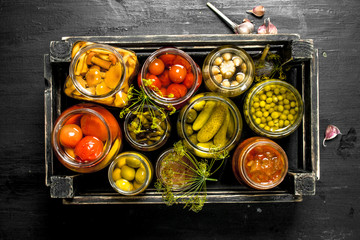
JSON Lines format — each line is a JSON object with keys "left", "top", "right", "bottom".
{"left": 44, "top": 34, "right": 319, "bottom": 204}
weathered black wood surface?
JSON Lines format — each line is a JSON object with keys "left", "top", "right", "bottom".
{"left": 1, "top": 0, "right": 359, "bottom": 239}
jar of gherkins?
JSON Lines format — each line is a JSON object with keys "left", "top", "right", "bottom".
{"left": 177, "top": 92, "right": 243, "bottom": 158}
{"left": 123, "top": 104, "right": 171, "bottom": 151}
{"left": 243, "top": 79, "right": 304, "bottom": 138}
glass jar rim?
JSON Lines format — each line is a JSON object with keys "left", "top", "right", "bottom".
{"left": 239, "top": 139, "right": 288, "bottom": 189}
{"left": 140, "top": 47, "right": 199, "bottom": 105}
{"left": 181, "top": 94, "right": 241, "bottom": 154}
{"left": 123, "top": 104, "right": 170, "bottom": 150}
{"left": 52, "top": 108, "right": 112, "bottom": 168}
{"left": 69, "top": 43, "right": 127, "bottom": 99}
{"left": 208, "top": 45, "right": 254, "bottom": 90}
{"left": 246, "top": 80, "right": 304, "bottom": 137}
{"left": 108, "top": 151, "right": 152, "bottom": 195}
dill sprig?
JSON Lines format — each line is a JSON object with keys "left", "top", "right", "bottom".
{"left": 155, "top": 141, "right": 228, "bottom": 212}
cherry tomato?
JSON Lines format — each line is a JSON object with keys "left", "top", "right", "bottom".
{"left": 160, "top": 87, "right": 167, "bottom": 97}
{"left": 147, "top": 74, "right": 162, "bottom": 90}
{"left": 183, "top": 72, "right": 194, "bottom": 89}
{"left": 81, "top": 114, "right": 108, "bottom": 142}
{"left": 169, "top": 65, "right": 187, "bottom": 83}
{"left": 74, "top": 136, "right": 104, "bottom": 162}
{"left": 173, "top": 55, "right": 191, "bottom": 72}
{"left": 137, "top": 72, "right": 150, "bottom": 88}
{"left": 158, "top": 69, "right": 171, "bottom": 87}
{"left": 64, "top": 114, "right": 82, "bottom": 125}
{"left": 159, "top": 54, "right": 176, "bottom": 67}
{"left": 59, "top": 124, "right": 83, "bottom": 148}
{"left": 167, "top": 83, "right": 187, "bottom": 99}
{"left": 91, "top": 106, "right": 120, "bottom": 142}
{"left": 148, "top": 58, "right": 165, "bottom": 75}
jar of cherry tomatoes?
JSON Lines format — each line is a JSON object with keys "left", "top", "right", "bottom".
{"left": 51, "top": 103, "right": 122, "bottom": 173}
{"left": 232, "top": 137, "right": 288, "bottom": 190}
{"left": 138, "top": 47, "right": 202, "bottom": 110}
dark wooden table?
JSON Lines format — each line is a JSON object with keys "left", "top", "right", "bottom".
{"left": 1, "top": 0, "right": 359, "bottom": 239}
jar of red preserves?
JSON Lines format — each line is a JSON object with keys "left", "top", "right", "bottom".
{"left": 232, "top": 137, "right": 288, "bottom": 190}
{"left": 138, "top": 47, "right": 202, "bottom": 110}
{"left": 51, "top": 103, "right": 122, "bottom": 173}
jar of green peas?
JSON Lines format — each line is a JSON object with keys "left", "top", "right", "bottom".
{"left": 243, "top": 79, "right": 303, "bottom": 138}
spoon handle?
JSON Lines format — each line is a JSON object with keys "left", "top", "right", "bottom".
{"left": 207, "top": 2, "right": 238, "bottom": 32}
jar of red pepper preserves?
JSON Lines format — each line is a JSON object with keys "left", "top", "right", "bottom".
{"left": 232, "top": 137, "right": 288, "bottom": 190}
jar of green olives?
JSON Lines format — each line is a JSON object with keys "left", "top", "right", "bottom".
{"left": 177, "top": 92, "right": 243, "bottom": 158}
{"left": 243, "top": 79, "right": 304, "bottom": 138}
{"left": 108, "top": 151, "right": 153, "bottom": 195}
{"left": 202, "top": 45, "right": 254, "bottom": 97}
{"left": 123, "top": 104, "right": 171, "bottom": 151}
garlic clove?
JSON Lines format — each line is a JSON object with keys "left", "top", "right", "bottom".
{"left": 235, "top": 19, "right": 254, "bottom": 34}
{"left": 323, "top": 124, "right": 342, "bottom": 147}
{"left": 247, "top": 5, "right": 265, "bottom": 17}
{"left": 257, "top": 18, "right": 278, "bottom": 34}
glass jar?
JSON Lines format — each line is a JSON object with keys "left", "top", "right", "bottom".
{"left": 155, "top": 148, "right": 196, "bottom": 191}
{"left": 65, "top": 42, "right": 139, "bottom": 108}
{"left": 108, "top": 151, "right": 153, "bottom": 195}
{"left": 202, "top": 45, "right": 254, "bottom": 97}
{"left": 177, "top": 92, "right": 242, "bottom": 158}
{"left": 123, "top": 104, "right": 171, "bottom": 151}
{"left": 139, "top": 47, "right": 202, "bottom": 110}
{"left": 243, "top": 79, "right": 304, "bottom": 138}
{"left": 51, "top": 103, "right": 122, "bottom": 173}
{"left": 232, "top": 137, "right": 288, "bottom": 190}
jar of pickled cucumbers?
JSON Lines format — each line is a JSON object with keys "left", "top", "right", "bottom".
{"left": 243, "top": 79, "right": 304, "bottom": 138}
{"left": 51, "top": 103, "right": 122, "bottom": 173}
{"left": 108, "top": 152, "right": 153, "bottom": 195}
{"left": 232, "top": 137, "right": 288, "bottom": 190}
{"left": 65, "top": 42, "right": 139, "bottom": 108}
{"left": 202, "top": 45, "right": 254, "bottom": 97}
{"left": 123, "top": 104, "right": 171, "bottom": 151}
{"left": 177, "top": 92, "right": 242, "bottom": 158}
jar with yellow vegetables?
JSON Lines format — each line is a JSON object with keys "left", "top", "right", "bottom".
{"left": 65, "top": 42, "right": 139, "bottom": 108}
{"left": 243, "top": 79, "right": 304, "bottom": 138}
{"left": 108, "top": 152, "right": 153, "bottom": 195}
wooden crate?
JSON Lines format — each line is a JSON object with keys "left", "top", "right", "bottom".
{"left": 44, "top": 34, "right": 319, "bottom": 204}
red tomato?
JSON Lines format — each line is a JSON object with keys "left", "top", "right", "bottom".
{"left": 91, "top": 106, "right": 120, "bottom": 142}
{"left": 159, "top": 54, "right": 176, "bottom": 67}
{"left": 173, "top": 55, "right": 191, "bottom": 72}
{"left": 64, "top": 114, "right": 82, "bottom": 125}
{"left": 137, "top": 72, "right": 151, "bottom": 88}
{"left": 81, "top": 114, "right": 108, "bottom": 142}
{"left": 160, "top": 87, "right": 167, "bottom": 97}
{"left": 169, "top": 65, "right": 187, "bottom": 83}
{"left": 183, "top": 72, "right": 194, "bottom": 89}
{"left": 148, "top": 58, "right": 165, "bottom": 75}
{"left": 158, "top": 69, "right": 171, "bottom": 87}
{"left": 74, "top": 136, "right": 104, "bottom": 162}
{"left": 59, "top": 124, "right": 83, "bottom": 148}
{"left": 167, "top": 83, "right": 187, "bottom": 99}
{"left": 147, "top": 74, "right": 162, "bottom": 90}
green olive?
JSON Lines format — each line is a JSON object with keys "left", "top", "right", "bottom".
{"left": 112, "top": 167, "right": 121, "bottom": 181}
{"left": 135, "top": 168, "right": 146, "bottom": 184}
{"left": 115, "top": 179, "right": 134, "bottom": 191}
{"left": 126, "top": 156, "right": 141, "bottom": 168}
{"left": 121, "top": 165, "right": 135, "bottom": 181}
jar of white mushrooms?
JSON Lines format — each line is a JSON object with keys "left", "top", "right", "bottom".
{"left": 202, "top": 45, "right": 254, "bottom": 98}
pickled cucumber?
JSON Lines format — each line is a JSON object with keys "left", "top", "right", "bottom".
{"left": 192, "top": 100, "right": 216, "bottom": 131}
{"left": 214, "top": 108, "right": 230, "bottom": 148}
{"left": 197, "top": 102, "right": 227, "bottom": 143}
{"left": 186, "top": 109, "right": 198, "bottom": 123}
{"left": 226, "top": 112, "right": 235, "bottom": 138}
{"left": 189, "top": 134, "right": 198, "bottom": 145}
{"left": 197, "top": 141, "right": 214, "bottom": 149}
